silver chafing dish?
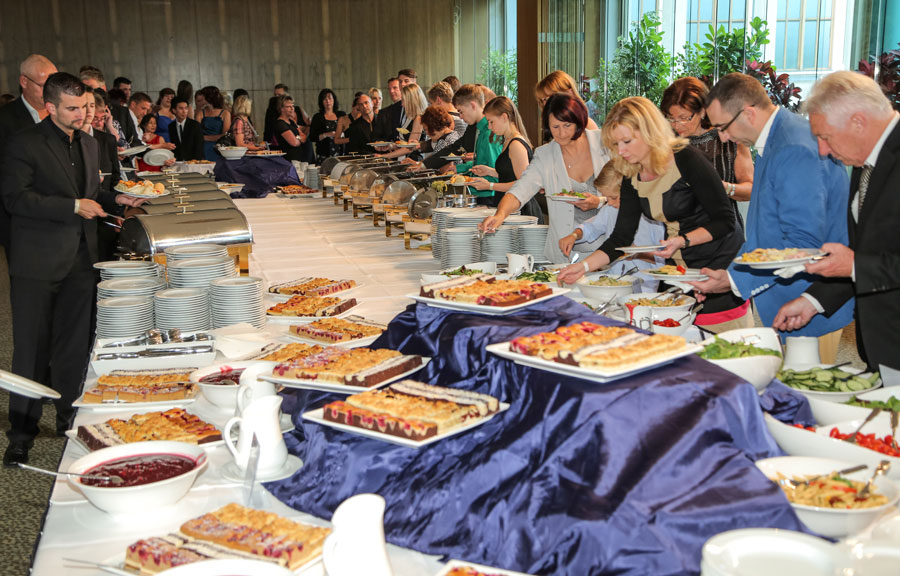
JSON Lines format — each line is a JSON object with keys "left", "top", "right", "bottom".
{"left": 144, "top": 190, "right": 232, "bottom": 204}
{"left": 138, "top": 199, "right": 236, "bottom": 215}
{"left": 319, "top": 154, "right": 378, "bottom": 177}
{"left": 118, "top": 208, "right": 253, "bottom": 256}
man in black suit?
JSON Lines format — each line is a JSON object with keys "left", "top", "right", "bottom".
{"left": 372, "top": 76, "right": 404, "bottom": 143}
{"left": 0, "top": 54, "right": 57, "bottom": 252}
{"left": 774, "top": 71, "right": 900, "bottom": 376}
{"left": 169, "top": 97, "right": 204, "bottom": 161}
{"left": 1, "top": 73, "right": 142, "bottom": 466}
{"left": 87, "top": 88, "right": 125, "bottom": 261}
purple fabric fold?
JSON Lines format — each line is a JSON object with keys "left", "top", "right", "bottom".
{"left": 213, "top": 156, "right": 299, "bottom": 198}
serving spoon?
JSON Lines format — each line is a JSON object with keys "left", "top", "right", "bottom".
{"left": 859, "top": 460, "right": 891, "bottom": 498}
{"left": 17, "top": 462, "right": 124, "bottom": 485}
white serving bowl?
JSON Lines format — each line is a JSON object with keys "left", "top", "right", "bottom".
{"left": 783, "top": 366, "right": 883, "bottom": 404}
{"left": 764, "top": 413, "right": 900, "bottom": 480}
{"left": 190, "top": 360, "right": 276, "bottom": 409}
{"left": 67, "top": 441, "right": 207, "bottom": 514}
{"left": 755, "top": 456, "right": 900, "bottom": 538}
{"left": 576, "top": 272, "right": 639, "bottom": 301}
{"left": 218, "top": 146, "right": 247, "bottom": 160}
{"left": 648, "top": 312, "right": 696, "bottom": 336}
{"left": 699, "top": 328, "right": 783, "bottom": 392}
{"left": 808, "top": 386, "right": 900, "bottom": 426}
{"left": 158, "top": 559, "right": 295, "bottom": 576}
{"left": 616, "top": 292, "right": 695, "bottom": 314}
{"left": 701, "top": 528, "right": 839, "bottom": 576}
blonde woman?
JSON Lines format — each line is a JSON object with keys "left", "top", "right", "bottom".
{"left": 377, "top": 83, "right": 428, "bottom": 160}
{"left": 231, "top": 95, "right": 265, "bottom": 151}
{"left": 557, "top": 96, "right": 749, "bottom": 331}
{"left": 535, "top": 70, "right": 599, "bottom": 130}
{"left": 368, "top": 87, "right": 383, "bottom": 116}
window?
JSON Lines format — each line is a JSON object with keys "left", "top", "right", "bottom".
{"left": 685, "top": 0, "right": 747, "bottom": 45}
{"left": 628, "top": 0, "right": 660, "bottom": 24}
{"left": 774, "top": 0, "right": 833, "bottom": 70}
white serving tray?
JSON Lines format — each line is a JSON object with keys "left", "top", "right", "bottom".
{"left": 406, "top": 287, "right": 570, "bottom": 316}
{"left": 262, "top": 357, "right": 429, "bottom": 394}
{"left": 485, "top": 341, "right": 703, "bottom": 383}
{"left": 303, "top": 401, "right": 509, "bottom": 448}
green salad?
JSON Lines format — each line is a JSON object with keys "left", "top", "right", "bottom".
{"left": 844, "top": 395, "right": 900, "bottom": 412}
{"left": 778, "top": 367, "right": 880, "bottom": 393}
{"left": 516, "top": 270, "right": 558, "bottom": 282}
{"left": 698, "top": 337, "right": 782, "bottom": 360}
{"left": 444, "top": 266, "right": 483, "bottom": 277}
{"left": 557, "top": 188, "right": 587, "bottom": 199}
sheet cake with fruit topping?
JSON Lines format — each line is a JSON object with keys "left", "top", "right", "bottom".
{"left": 420, "top": 275, "right": 552, "bottom": 307}
{"left": 82, "top": 368, "right": 197, "bottom": 404}
{"left": 267, "top": 277, "right": 357, "bottom": 296}
{"left": 290, "top": 315, "right": 387, "bottom": 343}
{"left": 271, "top": 347, "right": 423, "bottom": 387}
{"left": 77, "top": 408, "right": 221, "bottom": 451}
{"left": 267, "top": 295, "right": 357, "bottom": 317}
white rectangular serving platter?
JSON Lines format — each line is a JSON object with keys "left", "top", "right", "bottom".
{"left": 266, "top": 305, "right": 360, "bottom": 324}
{"left": 90, "top": 339, "right": 218, "bottom": 376}
{"left": 436, "top": 559, "right": 535, "bottom": 576}
{"left": 286, "top": 332, "right": 382, "bottom": 349}
{"left": 406, "top": 287, "right": 570, "bottom": 316}
{"left": 273, "top": 192, "right": 319, "bottom": 199}
{"left": 261, "top": 357, "right": 430, "bottom": 394}
{"left": 303, "top": 401, "right": 509, "bottom": 448}
{"left": 72, "top": 392, "right": 198, "bottom": 411}
{"left": 265, "top": 282, "right": 361, "bottom": 302}
{"left": 485, "top": 341, "right": 703, "bottom": 383}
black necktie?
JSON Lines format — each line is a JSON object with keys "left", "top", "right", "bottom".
{"left": 178, "top": 123, "right": 183, "bottom": 142}
{"left": 858, "top": 165, "right": 873, "bottom": 212}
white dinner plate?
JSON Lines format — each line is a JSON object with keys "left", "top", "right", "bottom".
{"left": 247, "top": 151, "right": 286, "bottom": 157}
{"left": 0, "top": 369, "right": 61, "bottom": 400}
{"left": 485, "top": 341, "right": 703, "bottom": 383}
{"left": 548, "top": 194, "right": 589, "bottom": 203}
{"left": 616, "top": 245, "right": 666, "bottom": 254}
{"left": 262, "top": 357, "right": 429, "bottom": 394}
{"left": 119, "top": 144, "right": 149, "bottom": 157}
{"left": 435, "top": 560, "right": 534, "bottom": 576}
{"left": 406, "top": 287, "right": 570, "bottom": 316}
{"left": 303, "top": 400, "right": 509, "bottom": 448}
{"left": 645, "top": 269, "right": 709, "bottom": 282}
{"left": 733, "top": 251, "right": 827, "bottom": 270}
{"left": 701, "top": 528, "right": 838, "bottom": 576}
{"left": 286, "top": 332, "right": 382, "bottom": 349}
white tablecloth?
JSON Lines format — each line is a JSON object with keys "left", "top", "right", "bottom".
{"left": 30, "top": 195, "right": 444, "bottom": 575}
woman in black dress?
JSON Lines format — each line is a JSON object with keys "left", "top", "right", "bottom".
{"left": 468, "top": 97, "right": 543, "bottom": 221}
{"left": 309, "top": 88, "right": 346, "bottom": 163}
{"left": 273, "top": 95, "right": 307, "bottom": 162}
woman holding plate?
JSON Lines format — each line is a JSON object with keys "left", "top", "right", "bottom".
{"left": 479, "top": 94, "right": 608, "bottom": 263}
{"left": 556, "top": 97, "right": 748, "bottom": 332}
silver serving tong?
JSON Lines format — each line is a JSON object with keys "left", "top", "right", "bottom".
{"left": 18, "top": 462, "right": 123, "bottom": 485}
{"left": 676, "top": 303, "right": 703, "bottom": 324}
{"left": 780, "top": 463, "right": 868, "bottom": 489}
{"left": 859, "top": 460, "right": 891, "bottom": 498}
{"left": 614, "top": 264, "right": 639, "bottom": 281}
{"left": 95, "top": 344, "right": 213, "bottom": 360}
{"left": 63, "top": 558, "right": 132, "bottom": 576}
{"left": 846, "top": 408, "right": 883, "bottom": 444}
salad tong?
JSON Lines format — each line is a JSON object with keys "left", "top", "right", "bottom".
{"left": 95, "top": 344, "right": 214, "bottom": 360}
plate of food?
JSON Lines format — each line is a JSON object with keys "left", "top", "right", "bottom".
{"left": 442, "top": 153, "right": 464, "bottom": 162}
{"left": 262, "top": 348, "right": 428, "bottom": 394}
{"left": 394, "top": 141, "right": 419, "bottom": 149}
{"left": 267, "top": 277, "right": 358, "bottom": 301}
{"left": 304, "top": 379, "right": 508, "bottom": 447}
{"left": 778, "top": 366, "right": 881, "bottom": 403}
{"left": 549, "top": 189, "right": 592, "bottom": 203}
{"left": 114, "top": 179, "right": 170, "bottom": 198}
{"left": 368, "top": 141, "right": 392, "bottom": 148}
{"left": 616, "top": 244, "right": 666, "bottom": 254}
{"left": 266, "top": 295, "right": 359, "bottom": 323}
{"left": 246, "top": 150, "right": 286, "bottom": 157}
{"left": 273, "top": 184, "right": 318, "bottom": 198}
{"left": 119, "top": 144, "right": 149, "bottom": 157}
{"left": 116, "top": 503, "right": 330, "bottom": 574}
{"left": 644, "top": 265, "right": 708, "bottom": 281}
{"left": 734, "top": 248, "right": 826, "bottom": 269}
{"left": 486, "top": 321, "right": 701, "bottom": 383}
{"left": 410, "top": 275, "right": 569, "bottom": 315}
{"left": 286, "top": 315, "right": 387, "bottom": 348}
{"left": 65, "top": 407, "right": 223, "bottom": 452}
{"left": 73, "top": 368, "right": 199, "bottom": 410}
{"left": 184, "top": 159, "right": 215, "bottom": 164}
{"left": 436, "top": 560, "right": 535, "bottom": 576}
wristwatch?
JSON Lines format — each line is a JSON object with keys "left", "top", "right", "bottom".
{"left": 680, "top": 235, "right": 691, "bottom": 249}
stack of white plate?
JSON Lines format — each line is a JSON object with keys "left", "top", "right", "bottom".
{"left": 430, "top": 207, "right": 457, "bottom": 260}
{"left": 166, "top": 256, "right": 236, "bottom": 289}
{"left": 517, "top": 224, "right": 550, "bottom": 262}
{"left": 94, "top": 260, "right": 161, "bottom": 281}
{"left": 154, "top": 288, "right": 210, "bottom": 332}
{"left": 500, "top": 215, "right": 539, "bottom": 253}
{"left": 480, "top": 226, "right": 516, "bottom": 263}
{"left": 97, "top": 277, "right": 167, "bottom": 300}
{"left": 96, "top": 296, "right": 155, "bottom": 338}
{"left": 439, "top": 227, "right": 482, "bottom": 269}
{"left": 209, "top": 277, "right": 265, "bottom": 329}
{"left": 448, "top": 209, "right": 494, "bottom": 230}
{"left": 164, "top": 244, "right": 229, "bottom": 262}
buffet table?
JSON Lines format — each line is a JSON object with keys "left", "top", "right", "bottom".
{"left": 214, "top": 157, "right": 301, "bottom": 198}
{"left": 31, "top": 195, "right": 807, "bottom": 575}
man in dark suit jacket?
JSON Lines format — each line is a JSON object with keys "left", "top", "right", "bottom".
{"left": 0, "top": 54, "right": 57, "bottom": 251}
{"left": 0, "top": 73, "right": 141, "bottom": 466}
{"left": 774, "top": 71, "right": 900, "bottom": 375}
{"left": 372, "top": 77, "right": 404, "bottom": 143}
{"left": 169, "top": 96, "right": 204, "bottom": 161}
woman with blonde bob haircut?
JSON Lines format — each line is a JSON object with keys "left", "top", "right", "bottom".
{"left": 231, "top": 95, "right": 265, "bottom": 151}
{"left": 558, "top": 97, "right": 749, "bottom": 331}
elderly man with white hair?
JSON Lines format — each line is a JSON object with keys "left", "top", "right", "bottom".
{"left": 774, "top": 71, "right": 900, "bottom": 376}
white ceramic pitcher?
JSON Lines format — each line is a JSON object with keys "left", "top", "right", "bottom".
{"left": 236, "top": 362, "right": 279, "bottom": 416}
{"left": 506, "top": 253, "right": 534, "bottom": 276}
{"left": 223, "top": 395, "right": 288, "bottom": 475}
{"left": 323, "top": 493, "right": 394, "bottom": 576}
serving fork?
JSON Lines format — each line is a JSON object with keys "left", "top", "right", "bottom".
{"left": 845, "top": 408, "right": 882, "bottom": 444}
{"left": 859, "top": 460, "right": 891, "bottom": 498}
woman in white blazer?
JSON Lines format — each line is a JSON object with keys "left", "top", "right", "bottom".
{"left": 480, "top": 94, "right": 610, "bottom": 264}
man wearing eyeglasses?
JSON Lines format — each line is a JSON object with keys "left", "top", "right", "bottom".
{"left": 0, "top": 54, "right": 58, "bottom": 253}
{"left": 688, "top": 73, "right": 852, "bottom": 360}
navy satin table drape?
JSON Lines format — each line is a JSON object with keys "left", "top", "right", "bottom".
{"left": 213, "top": 156, "right": 300, "bottom": 198}
{"left": 266, "top": 297, "right": 809, "bottom": 575}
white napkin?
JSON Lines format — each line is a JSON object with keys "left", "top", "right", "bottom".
{"left": 774, "top": 264, "right": 806, "bottom": 279}
{"left": 210, "top": 323, "right": 283, "bottom": 359}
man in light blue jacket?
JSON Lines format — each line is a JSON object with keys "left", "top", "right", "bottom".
{"left": 689, "top": 73, "right": 853, "bottom": 351}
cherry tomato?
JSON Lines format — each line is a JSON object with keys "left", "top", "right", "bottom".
{"left": 653, "top": 318, "right": 681, "bottom": 327}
